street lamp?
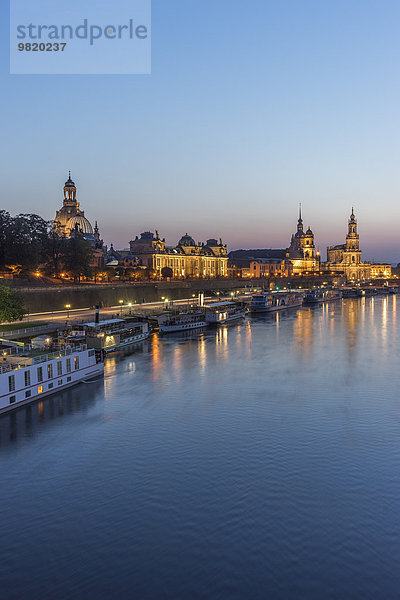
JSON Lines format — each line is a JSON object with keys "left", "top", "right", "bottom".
{"left": 65, "top": 304, "right": 71, "bottom": 319}
{"left": 119, "top": 299, "right": 124, "bottom": 305}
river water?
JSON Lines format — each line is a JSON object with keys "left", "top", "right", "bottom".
{"left": 1, "top": 296, "right": 400, "bottom": 600}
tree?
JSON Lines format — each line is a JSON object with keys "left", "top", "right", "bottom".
{"left": 6, "top": 214, "right": 50, "bottom": 271}
{"left": 44, "top": 223, "right": 67, "bottom": 278}
{"left": 161, "top": 266, "right": 173, "bottom": 279}
{"left": 62, "top": 237, "right": 93, "bottom": 282}
{"left": 0, "top": 211, "right": 11, "bottom": 268}
{"left": 0, "top": 284, "right": 25, "bottom": 322}
{"left": 103, "top": 266, "right": 115, "bottom": 282}
{"left": 144, "top": 267, "right": 156, "bottom": 280}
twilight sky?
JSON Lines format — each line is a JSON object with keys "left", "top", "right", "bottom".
{"left": 1, "top": 0, "right": 400, "bottom": 262}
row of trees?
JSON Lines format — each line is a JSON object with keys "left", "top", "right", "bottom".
{"left": 0, "top": 211, "right": 175, "bottom": 284}
{"left": 0, "top": 211, "right": 93, "bottom": 281}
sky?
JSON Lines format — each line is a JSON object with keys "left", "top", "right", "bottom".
{"left": 1, "top": 0, "right": 400, "bottom": 262}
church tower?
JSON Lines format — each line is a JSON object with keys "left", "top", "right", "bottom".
{"left": 55, "top": 172, "right": 84, "bottom": 235}
{"left": 343, "top": 208, "right": 361, "bottom": 264}
{"left": 287, "top": 204, "right": 319, "bottom": 273}
{"left": 296, "top": 203, "right": 304, "bottom": 236}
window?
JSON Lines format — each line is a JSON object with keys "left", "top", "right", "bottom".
{"left": 47, "top": 364, "right": 53, "bottom": 379}
{"left": 66, "top": 358, "right": 71, "bottom": 373}
{"left": 57, "top": 361, "right": 62, "bottom": 376}
{"left": 8, "top": 375, "right": 15, "bottom": 392}
{"left": 25, "top": 390, "right": 31, "bottom": 399}
{"left": 67, "top": 376, "right": 71, "bottom": 382}
{"left": 88, "top": 350, "right": 95, "bottom": 357}
{"left": 9, "top": 395, "right": 16, "bottom": 404}
{"left": 48, "top": 383, "right": 53, "bottom": 389}
{"left": 74, "top": 356, "right": 79, "bottom": 370}
{"left": 38, "top": 386, "right": 43, "bottom": 394}
{"left": 24, "top": 371, "right": 31, "bottom": 387}
{"left": 58, "top": 379, "right": 63, "bottom": 386}
{"left": 37, "top": 367, "right": 43, "bottom": 382}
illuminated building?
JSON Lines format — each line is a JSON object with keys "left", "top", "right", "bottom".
{"left": 229, "top": 206, "right": 320, "bottom": 275}
{"left": 286, "top": 206, "right": 320, "bottom": 274}
{"left": 129, "top": 231, "right": 228, "bottom": 278}
{"left": 323, "top": 209, "right": 391, "bottom": 281}
{"left": 250, "top": 258, "right": 293, "bottom": 277}
{"left": 54, "top": 172, "right": 105, "bottom": 268}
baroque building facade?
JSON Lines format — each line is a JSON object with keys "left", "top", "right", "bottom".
{"left": 129, "top": 231, "right": 228, "bottom": 278}
{"left": 322, "top": 209, "right": 391, "bottom": 281}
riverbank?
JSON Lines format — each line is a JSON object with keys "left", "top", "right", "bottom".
{"left": 9, "top": 276, "right": 348, "bottom": 313}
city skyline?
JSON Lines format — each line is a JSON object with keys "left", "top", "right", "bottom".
{"left": 1, "top": 1, "right": 399, "bottom": 261}
{"left": 49, "top": 171, "right": 400, "bottom": 264}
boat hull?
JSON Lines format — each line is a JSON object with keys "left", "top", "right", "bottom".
{"left": 159, "top": 321, "right": 207, "bottom": 334}
{"left": 0, "top": 362, "right": 104, "bottom": 415}
{"left": 250, "top": 300, "right": 303, "bottom": 313}
{"left": 102, "top": 332, "right": 149, "bottom": 352}
{"left": 206, "top": 311, "right": 247, "bottom": 324}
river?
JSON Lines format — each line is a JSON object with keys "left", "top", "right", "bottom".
{"left": 1, "top": 296, "right": 399, "bottom": 599}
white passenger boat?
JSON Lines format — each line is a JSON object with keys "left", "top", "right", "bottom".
{"left": 249, "top": 292, "right": 303, "bottom": 313}
{"left": 204, "top": 301, "right": 247, "bottom": 324}
{"left": 0, "top": 343, "right": 104, "bottom": 415}
{"left": 303, "top": 289, "right": 342, "bottom": 304}
{"left": 157, "top": 311, "right": 207, "bottom": 334}
{"left": 85, "top": 318, "right": 149, "bottom": 352}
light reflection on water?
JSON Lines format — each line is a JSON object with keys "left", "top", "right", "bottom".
{"left": 1, "top": 297, "right": 400, "bottom": 600}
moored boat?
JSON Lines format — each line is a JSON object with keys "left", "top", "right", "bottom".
{"left": 204, "top": 301, "right": 247, "bottom": 324}
{"left": 85, "top": 318, "right": 149, "bottom": 352}
{"left": 341, "top": 288, "right": 363, "bottom": 298}
{"left": 157, "top": 310, "right": 207, "bottom": 334}
{"left": 249, "top": 292, "right": 303, "bottom": 313}
{"left": 303, "top": 289, "right": 342, "bottom": 305}
{"left": 0, "top": 343, "right": 104, "bottom": 414}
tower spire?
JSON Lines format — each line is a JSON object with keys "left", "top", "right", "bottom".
{"left": 299, "top": 202, "right": 302, "bottom": 221}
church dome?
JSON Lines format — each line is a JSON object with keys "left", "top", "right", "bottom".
{"left": 66, "top": 215, "right": 93, "bottom": 235}
{"left": 179, "top": 233, "right": 196, "bottom": 246}
{"left": 306, "top": 227, "right": 313, "bottom": 235}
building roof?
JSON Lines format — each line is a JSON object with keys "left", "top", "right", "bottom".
{"left": 251, "top": 258, "right": 286, "bottom": 264}
{"left": 178, "top": 233, "right": 196, "bottom": 247}
{"left": 66, "top": 215, "right": 93, "bottom": 235}
{"left": 229, "top": 249, "right": 288, "bottom": 260}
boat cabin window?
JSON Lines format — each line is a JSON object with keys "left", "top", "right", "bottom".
{"left": 8, "top": 375, "right": 15, "bottom": 392}
{"left": 9, "top": 395, "right": 16, "bottom": 404}
{"left": 57, "top": 361, "right": 62, "bottom": 376}
{"left": 66, "top": 358, "right": 71, "bottom": 373}
{"left": 47, "top": 364, "right": 53, "bottom": 379}
{"left": 37, "top": 367, "right": 43, "bottom": 382}
{"left": 74, "top": 356, "right": 79, "bottom": 370}
{"left": 24, "top": 371, "right": 31, "bottom": 387}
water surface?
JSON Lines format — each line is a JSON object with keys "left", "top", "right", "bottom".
{"left": 1, "top": 297, "right": 400, "bottom": 599}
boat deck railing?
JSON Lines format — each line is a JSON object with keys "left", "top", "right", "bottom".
{"left": 0, "top": 344, "right": 89, "bottom": 372}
